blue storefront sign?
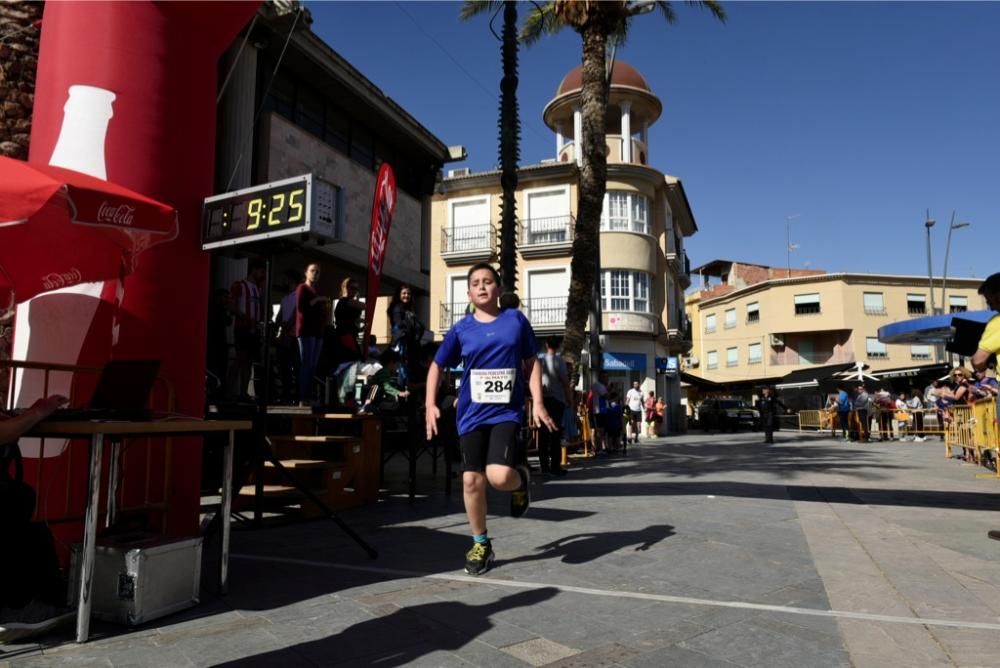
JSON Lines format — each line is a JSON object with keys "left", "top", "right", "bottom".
{"left": 602, "top": 352, "right": 646, "bottom": 371}
{"left": 655, "top": 356, "right": 679, "bottom": 373}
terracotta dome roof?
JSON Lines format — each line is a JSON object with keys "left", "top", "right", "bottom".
{"left": 555, "top": 61, "right": 651, "bottom": 96}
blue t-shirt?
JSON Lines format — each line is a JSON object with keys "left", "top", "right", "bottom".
{"left": 435, "top": 308, "right": 538, "bottom": 436}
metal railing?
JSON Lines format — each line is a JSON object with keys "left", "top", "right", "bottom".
{"left": 523, "top": 296, "right": 567, "bottom": 328}
{"left": 522, "top": 215, "right": 574, "bottom": 245}
{"left": 439, "top": 302, "right": 469, "bottom": 331}
{"left": 441, "top": 224, "right": 494, "bottom": 254}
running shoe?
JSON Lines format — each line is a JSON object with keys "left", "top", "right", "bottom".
{"left": 510, "top": 464, "right": 531, "bottom": 518}
{"left": 464, "top": 540, "right": 494, "bottom": 576}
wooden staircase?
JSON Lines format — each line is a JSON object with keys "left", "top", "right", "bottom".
{"left": 236, "top": 415, "right": 382, "bottom": 519}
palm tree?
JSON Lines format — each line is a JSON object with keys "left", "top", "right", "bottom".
{"left": 460, "top": 1, "right": 521, "bottom": 296}
{"left": 0, "top": 0, "right": 42, "bottom": 160}
{"left": 521, "top": 1, "right": 725, "bottom": 376}
{"left": 0, "top": 0, "right": 42, "bottom": 406}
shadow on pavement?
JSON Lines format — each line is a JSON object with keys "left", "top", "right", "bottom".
{"left": 500, "top": 524, "right": 675, "bottom": 566}
{"left": 538, "top": 479, "right": 1000, "bottom": 512}
{"left": 208, "top": 587, "right": 559, "bottom": 667}
{"left": 562, "top": 437, "right": 902, "bottom": 482}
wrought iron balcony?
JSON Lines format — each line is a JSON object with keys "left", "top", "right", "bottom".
{"left": 523, "top": 296, "right": 567, "bottom": 330}
{"left": 521, "top": 215, "right": 574, "bottom": 246}
{"left": 439, "top": 301, "right": 469, "bottom": 331}
{"left": 441, "top": 223, "right": 495, "bottom": 262}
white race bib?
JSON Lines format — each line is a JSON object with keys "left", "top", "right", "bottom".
{"left": 470, "top": 368, "right": 516, "bottom": 404}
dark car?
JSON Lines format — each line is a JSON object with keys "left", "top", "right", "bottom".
{"left": 697, "top": 398, "right": 760, "bottom": 432}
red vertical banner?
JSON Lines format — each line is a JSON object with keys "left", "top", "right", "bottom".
{"left": 364, "top": 163, "right": 396, "bottom": 347}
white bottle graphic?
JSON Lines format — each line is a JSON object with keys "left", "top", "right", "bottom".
{"left": 48, "top": 85, "right": 116, "bottom": 179}
{"left": 13, "top": 84, "right": 117, "bottom": 458}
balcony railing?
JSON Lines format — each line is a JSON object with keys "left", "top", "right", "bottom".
{"left": 523, "top": 296, "right": 567, "bottom": 329}
{"left": 441, "top": 224, "right": 494, "bottom": 254}
{"left": 439, "top": 301, "right": 469, "bottom": 331}
{"left": 522, "top": 215, "right": 574, "bottom": 246}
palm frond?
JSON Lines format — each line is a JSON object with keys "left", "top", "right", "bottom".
{"left": 458, "top": 0, "right": 502, "bottom": 21}
{"left": 686, "top": 0, "right": 727, "bottom": 23}
{"left": 656, "top": 2, "right": 677, "bottom": 24}
{"left": 520, "top": 2, "right": 566, "bottom": 45}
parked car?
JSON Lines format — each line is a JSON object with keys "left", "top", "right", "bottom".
{"left": 697, "top": 398, "right": 760, "bottom": 432}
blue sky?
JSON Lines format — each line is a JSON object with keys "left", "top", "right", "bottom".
{"left": 309, "top": 1, "right": 999, "bottom": 282}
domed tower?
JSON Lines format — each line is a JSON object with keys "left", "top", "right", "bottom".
{"left": 542, "top": 62, "right": 662, "bottom": 166}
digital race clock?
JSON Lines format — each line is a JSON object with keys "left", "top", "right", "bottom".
{"left": 201, "top": 174, "right": 341, "bottom": 250}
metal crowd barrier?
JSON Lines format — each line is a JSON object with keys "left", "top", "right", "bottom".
{"left": 798, "top": 407, "right": 945, "bottom": 440}
{"left": 945, "top": 399, "right": 999, "bottom": 476}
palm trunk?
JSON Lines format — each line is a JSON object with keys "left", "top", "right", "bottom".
{"left": 562, "top": 26, "right": 609, "bottom": 380}
{"left": 498, "top": 0, "right": 519, "bottom": 295}
{"left": 0, "top": 0, "right": 42, "bottom": 408}
{"left": 0, "top": 0, "right": 41, "bottom": 159}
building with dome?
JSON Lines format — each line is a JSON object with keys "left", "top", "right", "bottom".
{"left": 427, "top": 62, "right": 697, "bottom": 433}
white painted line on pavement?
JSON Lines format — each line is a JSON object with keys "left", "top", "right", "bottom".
{"left": 231, "top": 553, "right": 1000, "bottom": 631}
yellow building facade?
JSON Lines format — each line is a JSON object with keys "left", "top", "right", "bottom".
{"left": 428, "top": 63, "right": 696, "bottom": 431}
{"left": 685, "top": 264, "right": 987, "bottom": 385}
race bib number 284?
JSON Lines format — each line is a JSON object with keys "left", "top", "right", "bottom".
{"left": 470, "top": 368, "right": 516, "bottom": 404}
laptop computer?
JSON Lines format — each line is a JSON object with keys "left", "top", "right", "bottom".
{"left": 42, "top": 359, "right": 161, "bottom": 421}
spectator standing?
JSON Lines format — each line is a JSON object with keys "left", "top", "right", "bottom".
{"left": 972, "top": 368, "right": 999, "bottom": 399}
{"left": 274, "top": 269, "right": 301, "bottom": 404}
{"left": 644, "top": 390, "right": 656, "bottom": 437}
{"left": 874, "top": 388, "right": 895, "bottom": 440}
{"left": 387, "top": 283, "right": 425, "bottom": 387}
{"left": 655, "top": 396, "right": 665, "bottom": 432}
{"left": 835, "top": 384, "right": 852, "bottom": 442}
{"left": 333, "top": 277, "right": 364, "bottom": 407}
{"left": 589, "top": 373, "right": 609, "bottom": 455}
{"left": 602, "top": 391, "right": 624, "bottom": 454}
{"left": 852, "top": 385, "right": 870, "bottom": 442}
{"left": 295, "top": 263, "right": 327, "bottom": 405}
{"left": 757, "top": 386, "right": 785, "bottom": 444}
{"left": 539, "top": 336, "right": 571, "bottom": 477}
{"left": 972, "top": 273, "right": 1000, "bottom": 384}
{"left": 229, "top": 259, "right": 265, "bottom": 399}
{"left": 625, "top": 381, "right": 644, "bottom": 445}
{"left": 971, "top": 272, "right": 1000, "bottom": 539}
{"left": 907, "top": 388, "right": 926, "bottom": 441}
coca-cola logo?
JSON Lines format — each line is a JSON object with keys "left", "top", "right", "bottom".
{"left": 41, "top": 268, "right": 83, "bottom": 290}
{"left": 97, "top": 201, "right": 136, "bottom": 227}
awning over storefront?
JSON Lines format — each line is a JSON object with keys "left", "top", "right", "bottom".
{"left": 680, "top": 372, "right": 725, "bottom": 390}
{"left": 877, "top": 310, "right": 995, "bottom": 345}
{"left": 680, "top": 372, "right": 780, "bottom": 392}
{"left": 774, "top": 362, "right": 857, "bottom": 390}
{"left": 871, "top": 363, "right": 949, "bottom": 380}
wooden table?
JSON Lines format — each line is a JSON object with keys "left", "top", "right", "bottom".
{"left": 29, "top": 418, "right": 252, "bottom": 643}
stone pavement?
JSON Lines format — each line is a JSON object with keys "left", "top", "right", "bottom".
{"left": 4, "top": 429, "right": 1000, "bottom": 667}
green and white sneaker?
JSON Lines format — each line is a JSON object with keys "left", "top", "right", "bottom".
{"left": 510, "top": 464, "right": 531, "bottom": 518}
{"left": 464, "top": 540, "right": 494, "bottom": 576}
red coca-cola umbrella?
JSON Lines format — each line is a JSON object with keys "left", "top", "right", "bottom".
{"left": 0, "top": 156, "right": 178, "bottom": 317}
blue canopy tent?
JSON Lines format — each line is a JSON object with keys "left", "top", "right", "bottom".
{"left": 878, "top": 310, "right": 996, "bottom": 355}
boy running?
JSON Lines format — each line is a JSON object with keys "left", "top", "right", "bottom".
{"left": 425, "top": 263, "right": 556, "bottom": 576}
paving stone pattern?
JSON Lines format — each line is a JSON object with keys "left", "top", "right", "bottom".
{"left": 4, "top": 430, "right": 1000, "bottom": 667}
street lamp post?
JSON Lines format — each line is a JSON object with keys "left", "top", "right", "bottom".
{"left": 940, "top": 210, "right": 971, "bottom": 313}
{"left": 924, "top": 210, "right": 937, "bottom": 316}
{"left": 786, "top": 213, "right": 800, "bottom": 278}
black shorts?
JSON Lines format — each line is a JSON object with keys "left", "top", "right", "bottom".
{"left": 459, "top": 421, "right": 519, "bottom": 472}
{"left": 629, "top": 410, "right": 643, "bottom": 423}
